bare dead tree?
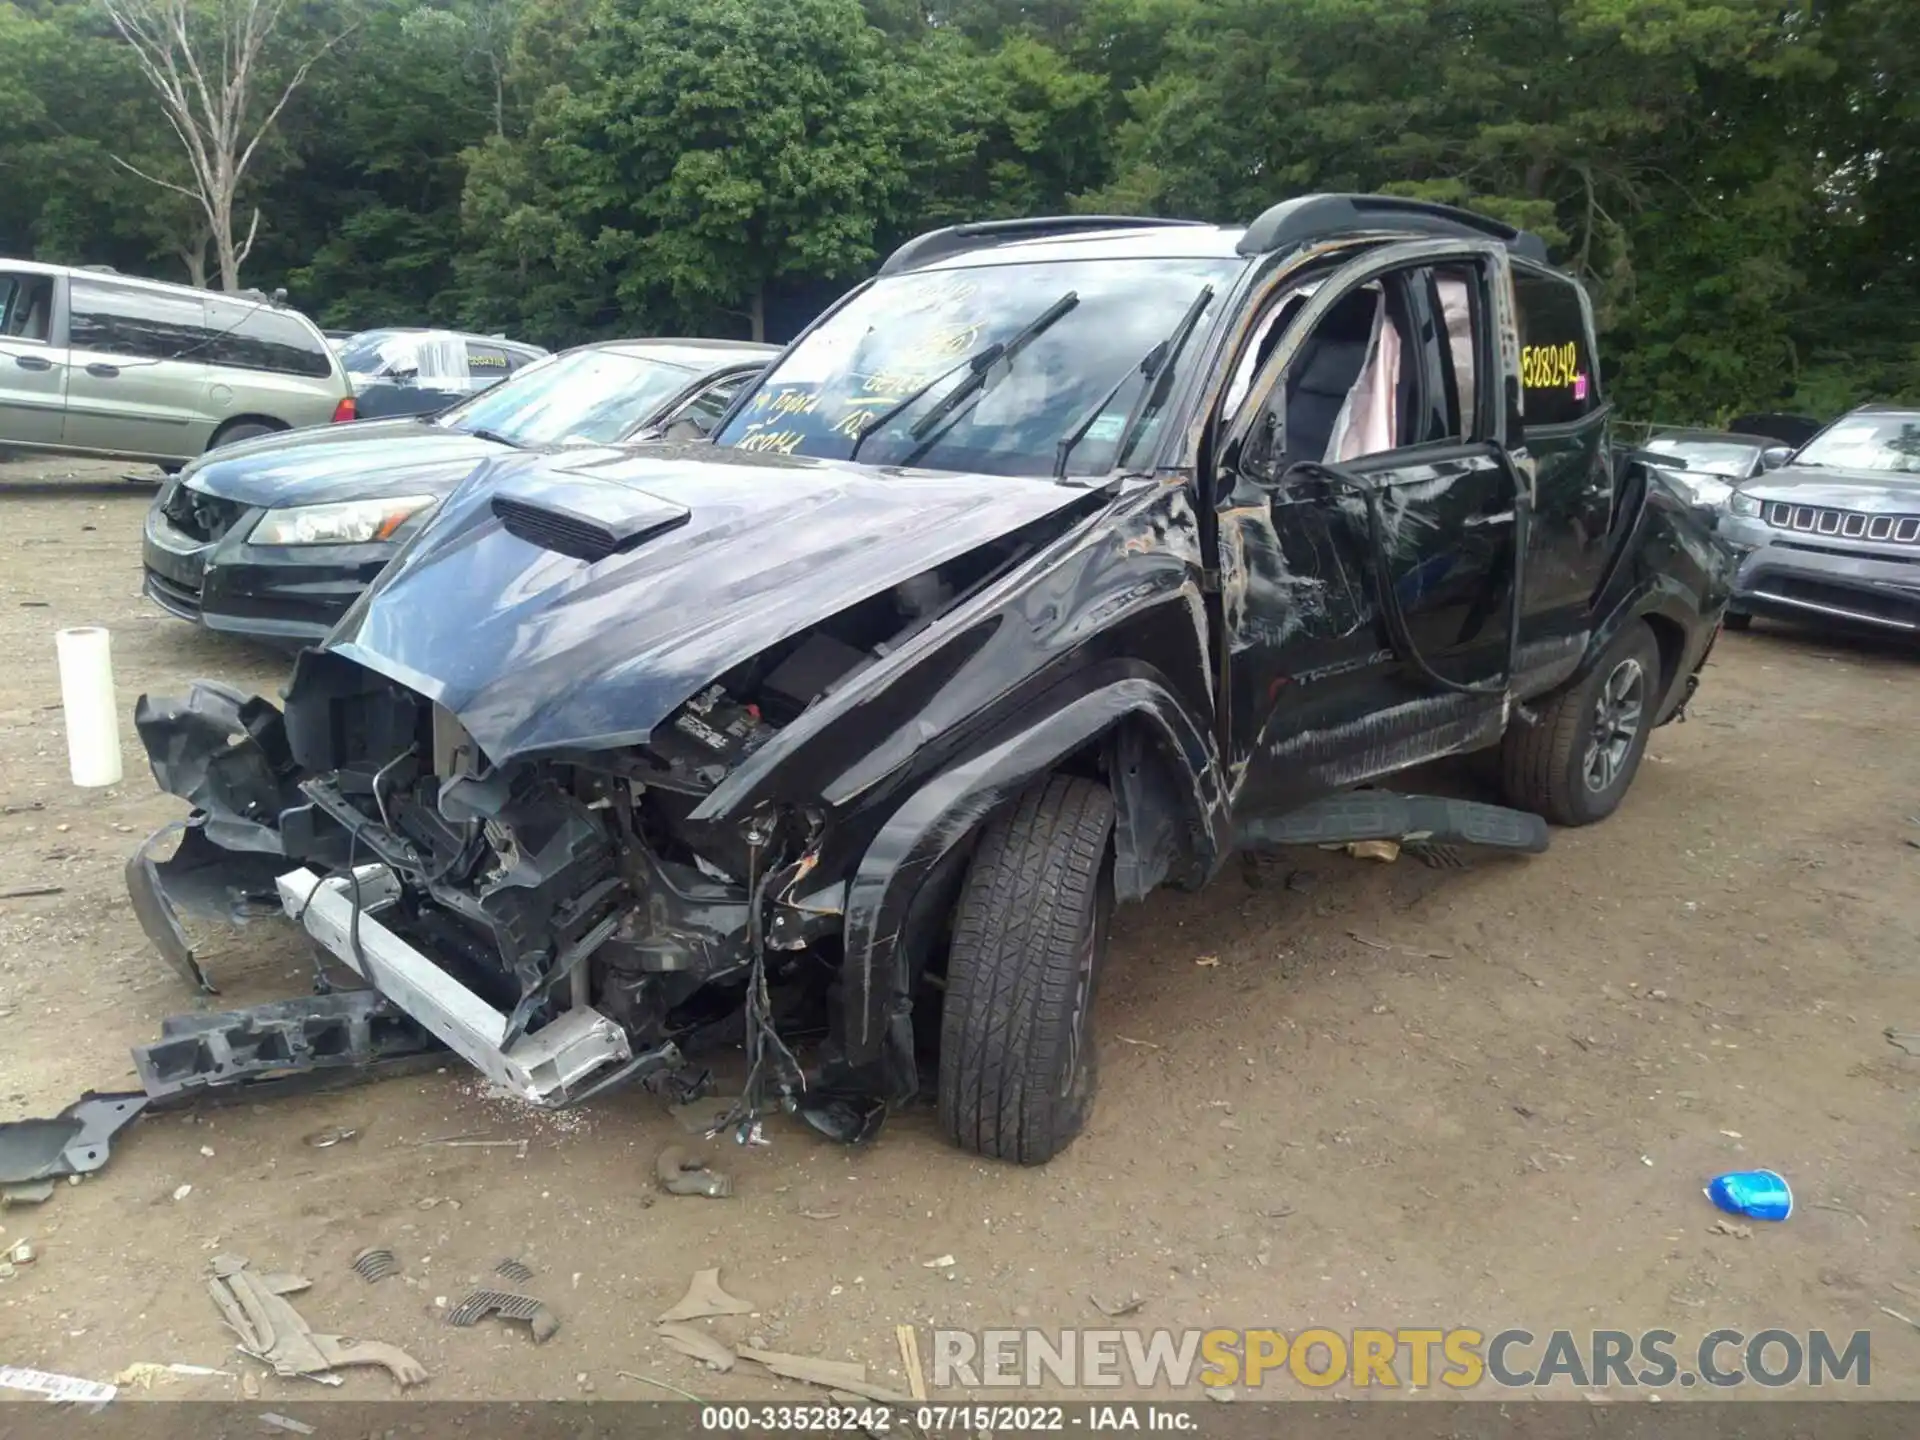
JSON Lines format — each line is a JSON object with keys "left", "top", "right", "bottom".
{"left": 98, "top": 0, "right": 354, "bottom": 290}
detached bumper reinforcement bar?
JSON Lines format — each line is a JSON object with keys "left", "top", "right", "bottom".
{"left": 275, "top": 865, "right": 633, "bottom": 1107}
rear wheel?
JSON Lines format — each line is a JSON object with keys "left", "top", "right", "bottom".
{"left": 1500, "top": 620, "right": 1662, "bottom": 826}
{"left": 938, "top": 774, "right": 1114, "bottom": 1165}
{"left": 207, "top": 419, "right": 279, "bottom": 452}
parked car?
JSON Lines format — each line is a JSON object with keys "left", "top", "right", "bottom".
{"left": 129, "top": 196, "right": 1730, "bottom": 1164}
{"left": 1640, "top": 428, "right": 1793, "bottom": 509}
{"left": 338, "top": 328, "right": 549, "bottom": 419}
{"left": 1720, "top": 404, "right": 1920, "bottom": 634}
{"left": 0, "top": 259, "right": 353, "bottom": 467}
{"left": 142, "top": 338, "right": 775, "bottom": 644}
{"left": 1728, "top": 412, "right": 1825, "bottom": 449}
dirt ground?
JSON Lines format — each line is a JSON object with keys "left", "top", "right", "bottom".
{"left": 1, "top": 455, "right": 1917, "bottom": 1405}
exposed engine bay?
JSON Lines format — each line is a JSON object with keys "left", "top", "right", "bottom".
{"left": 129, "top": 537, "right": 1033, "bottom": 1134}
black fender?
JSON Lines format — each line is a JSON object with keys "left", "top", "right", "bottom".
{"left": 830, "top": 669, "right": 1227, "bottom": 1100}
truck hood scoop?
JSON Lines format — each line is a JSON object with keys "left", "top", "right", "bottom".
{"left": 490, "top": 472, "right": 691, "bottom": 563}
{"left": 317, "top": 445, "right": 1108, "bottom": 763}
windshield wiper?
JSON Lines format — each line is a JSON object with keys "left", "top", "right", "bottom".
{"left": 465, "top": 427, "right": 522, "bottom": 448}
{"left": 873, "top": 292, "right": 1080, "bottom": 471}
{"left": 1103, "top": 284, "right": 1216, "bottom": 472}
{"left": 846, "top": 349, "right": 988, "bottom": 463}
{"left": 1054, "top": 284, "right": 1215, "bottom": 480}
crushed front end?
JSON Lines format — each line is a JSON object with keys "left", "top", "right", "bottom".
{"left": 130, "top": 647, "right": 862, "bottom": 1115}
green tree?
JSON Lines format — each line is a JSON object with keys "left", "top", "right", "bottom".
{"left": 466, "top": 0, "right": 921, "bottom": 341}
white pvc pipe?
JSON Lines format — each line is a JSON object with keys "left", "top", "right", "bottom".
{"left": 55, "top": 627, "right": 123, "bottom": 788}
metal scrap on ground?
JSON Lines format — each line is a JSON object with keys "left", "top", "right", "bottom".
{"left": 446, "top": 1288, "right": 561, "bottom": 1342}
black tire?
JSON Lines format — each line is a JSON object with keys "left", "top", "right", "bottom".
{"left": 938, "top": 773, "right": 1114, "bottom": 1165}
{"left": 1499, "top": 620, "right": 1663, "bottom": 826}
{"left": 1723, "top": 610, "right": 1752, "bottom": 631}
{"left": 207, "top": 419, "right": 279, "bottom": 452}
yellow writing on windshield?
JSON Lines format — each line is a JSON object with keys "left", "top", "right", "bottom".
{"left": 747, "top": 386, "right": 819, "bottom": 418}
{"left": 735, "top": 428, "right": 804, "bottom": 454}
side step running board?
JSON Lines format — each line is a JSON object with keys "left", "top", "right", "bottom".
{"left": 1240, "top": 790, "right": 1549, "bottom": 859}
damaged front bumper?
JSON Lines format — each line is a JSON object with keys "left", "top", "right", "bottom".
{"left": 126, "top": 680, "right": 741, "bottom": 1111}
{"left": 125, "top": 839, "right": 686, "bottom": 1108}
{"left": 273, "top": 864, "right": 679, "bottom": 1106}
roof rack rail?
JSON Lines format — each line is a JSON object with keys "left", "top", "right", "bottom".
{"left": 879, "top": 215, "right": 1210, "bottom": 276}
{"left": 1237, "top": 194, "right": 1549, "bottom": 264}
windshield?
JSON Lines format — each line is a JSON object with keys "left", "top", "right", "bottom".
{"left": 1644, "top": 437, "right": 1760, "bottom": 477}
{"left": 339, "top": 331, "right": 463, "bottom": 380}
{"left": 1794, "top": 414, "right": 1920, "bottom": 474}
{"left": 436, "top": 348, "right": 698, "bottom": 445}
{"left": 715, "top": 257, "right": 1239, "bottom": 477}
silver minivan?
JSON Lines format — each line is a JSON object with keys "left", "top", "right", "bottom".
{"left": 0, "top": 260, "right": 355, "bottom": 468}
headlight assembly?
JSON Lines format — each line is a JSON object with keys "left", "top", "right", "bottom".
{"left": 1727, "top": 490, "right": 1763, "bottom": 519}
{"left": 251, "top": 495, "right": 439, "bottom": 546}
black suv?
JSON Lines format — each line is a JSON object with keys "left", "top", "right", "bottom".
{"left": 128, "top": 196, "right": 1731, "bottom": 1164}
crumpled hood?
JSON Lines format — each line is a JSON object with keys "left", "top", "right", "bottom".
{"left": 323, "top": 443, "right": 1108, "bottom": 762}
{"left": 1736, "top": 464, "right": 1920, "bottom": 513}
{"left": 186, "top": 419, "right": 516, "bottom": 508}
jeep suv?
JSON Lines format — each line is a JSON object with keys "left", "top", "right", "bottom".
{"left": 126, "top": 196, "right": 1730, "bottom": 1164}
{"left": 0, "top": 261, "right": 353, "bottom": 467}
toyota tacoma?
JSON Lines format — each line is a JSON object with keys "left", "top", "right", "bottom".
{"left": 127, "top": 195, "right": 1732, "bottom": 1163}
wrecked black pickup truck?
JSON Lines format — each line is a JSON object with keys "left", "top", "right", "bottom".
{"left": 128, "top": 195, "right": 1732, "bottom": 1163}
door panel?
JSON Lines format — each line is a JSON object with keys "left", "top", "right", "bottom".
{"left": 1213, "top": 241, "right": 1517, "bottom": 823}
{"left": 62, "top": 277, "right": 214, "bottom": 460}
{"left": 0, "top": 272, "right": 66, "bottom": 446}
{"left": 1510, "top": 262, "right": 1611, "bottom": 645}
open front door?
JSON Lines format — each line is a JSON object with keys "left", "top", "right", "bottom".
{"left": 1209, "top": 238, "right": 1529, "bottom": 823}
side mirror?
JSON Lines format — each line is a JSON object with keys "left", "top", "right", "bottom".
{"left": 1762, "top": 445, "right": 1793, "bottom": 470}
{"left": 662, "top": 418, "right": 708, "bottom": 443}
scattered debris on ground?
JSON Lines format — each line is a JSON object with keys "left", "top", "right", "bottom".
{"left": 0, "top": 1179, "right": 54, "bottom": 1208}
{"left": 896, "top": 1324, "right": 928, "bottom": 1401}
{"left": 209, "top": 1253, "right": 428, "bottom": 1387}
{"left": 1706, "top": 1169, "right": 1793, "bottom": 1222}
{"left": 658, "top": 1268, "right": 754, "bottom": 1322}
{"left": 0, "top": 1091, "right": 148, "bottom": 1184}
{"left": 656, "top": 1321, "right": 738, "bottom": 1372}
{"left": 112, "top": 1361, "right": 229, "bottom": 1389}
{"left": 1346, "top": 839, "right": 1400, "bottom": 863}
{"left": 0, "top": 1363, "right": 116, "bottom": 1404}
{"left": 351, "top": 1247, "right": 399, "bottom": 1283}
{"left": 446, "top": 1289, "right": 560, "bottom": 1343}
{"left": 657, "top": 1145, "right": 733, "bottom": 1198}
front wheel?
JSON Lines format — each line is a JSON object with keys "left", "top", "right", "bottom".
{"left": 938, "top": 774, "right": 1114, "bottom": 1165}
{"left": 1723, "top": 610, "right": 1752, "bottom": 631}
{"left": 1499, "top": 620, "right": 1663, "bottom": 826}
